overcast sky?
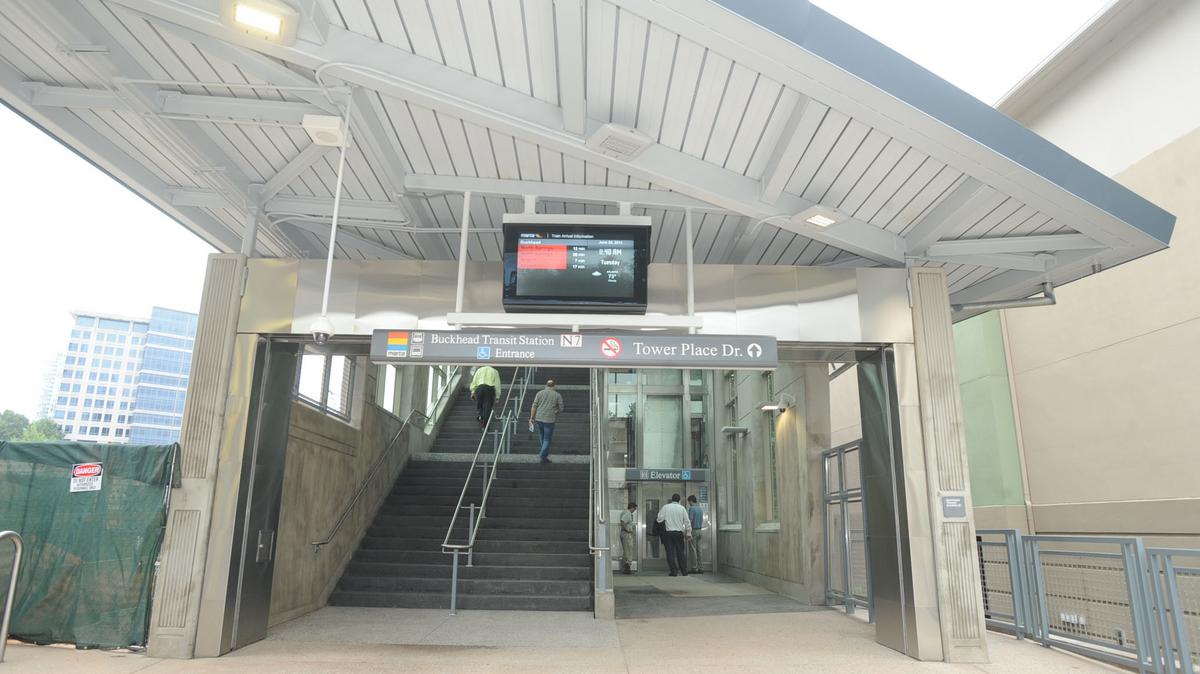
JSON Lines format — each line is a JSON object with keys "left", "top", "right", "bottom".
{"left": 0, "top": 0, "right": 1110, "bottom": 417}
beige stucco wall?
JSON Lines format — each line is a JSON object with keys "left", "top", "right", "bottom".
{"left": 1000, "top": 125, "right": 1200, "bottom": 548}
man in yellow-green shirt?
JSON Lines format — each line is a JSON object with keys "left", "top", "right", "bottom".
{"left": 470, "top": 365, "right": 501, "bottom": 428}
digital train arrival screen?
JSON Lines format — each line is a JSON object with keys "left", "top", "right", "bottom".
{"left": 502, "top": 222, "right": 649, "bottom": 313}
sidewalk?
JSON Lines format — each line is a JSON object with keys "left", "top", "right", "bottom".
{"left": 1, "top": 606, "right": 1117, "bottom": 673}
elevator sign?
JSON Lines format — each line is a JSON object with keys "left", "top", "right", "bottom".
{"left": 370, "top": 330, "right": 777, "bottom": 369}
{"left": 625, "top": 468, "right": 707, "bottom": 482}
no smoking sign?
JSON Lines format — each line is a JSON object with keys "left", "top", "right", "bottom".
{"left": 600, "top": 337, "right": 622, "bottom": 358}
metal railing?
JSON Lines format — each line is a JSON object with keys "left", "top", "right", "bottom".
{"left": 1, "top": 531, "right": 23, "bottom": 664}
{"left": 977, "top": 530, "right": 1199, "bottom": 673}
{"left": 310, "top": 365, "right": 461, "bottom": 553}
{"left": 588, "top": 369, "right": 608, "bottom": 573}
{"left": 441, "top": 367, "right": 534, "bottom": 614}
{"left": 822, "top": 441, "right": 870, "bottom": 615}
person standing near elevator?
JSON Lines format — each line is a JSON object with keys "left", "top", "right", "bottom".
{"left": 656, "top": 493, "right": 691, "bottom": 576}
{"left": 619, "top": 502, "right": 637, "bottom": 574}
{"left": 470, "top": 365, "right": 501, "bottom": 428}
{"left": 686, "top": 494, "right": 705, "bottom": 574}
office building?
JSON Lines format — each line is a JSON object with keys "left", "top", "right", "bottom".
{"left": 46, "top": 307, "right": 197, "bottom": 444}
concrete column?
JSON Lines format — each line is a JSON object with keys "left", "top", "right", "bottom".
{"left": 906, "top": 267, "right": 989, "bottom": 663}
{"left": 147, "top": 254, "right": 251, "bottom": 659}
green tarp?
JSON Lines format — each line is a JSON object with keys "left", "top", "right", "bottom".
{"left": 0, "top": 441, "right": 179, "bottom": 649}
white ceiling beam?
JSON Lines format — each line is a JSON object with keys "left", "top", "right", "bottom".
{"left": 919, "top": 252, "right": 1054, "bottom": 273}
{"left": 20, "top": 83, "right": 122, "bottom": 109}
{"left": 170, "top": 187, "right": 233, "bottom": 209}
{"left": 925, "top": 233, "right": 1105, "bottom": 257}
{"left": 115, "top": 3, "right": 906, "bottom": 265}
{"left": 287, "top": 219, "right": 411, "bottom": 259}
{"left": 947, "top": 250, "right": 1097, "bottom": 306}
{"left": 552, "top": 0, "right": 587, "bottom": 135}
{"left": 23, "top": 82, "right": 327, "bottom": 123}
{"left": 404, "top": 174, "right": 727, "bottom": 212}
{"left": 758, "top": 96, "right": 814, "bottom": 204}
{"left": 173, "top": 189, "right": 420, "bottom": 223}
{"left": 255, "top": 142, "right": 335, "bottom": 204}
{"left": 902, "top": 176, "right": 983, "bottom": 254}
{"left": 265, "top": 195, "right": 413, "bottom": 222}
{"left": 156, "top": 91, "right": 325, "bottom": 122}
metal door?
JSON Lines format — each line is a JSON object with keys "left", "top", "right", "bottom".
{"left": 222, "top": 338, "right": 299, "bottom": 652}
{"left": 823, "top": 440, "right": 870, "bottom": 615}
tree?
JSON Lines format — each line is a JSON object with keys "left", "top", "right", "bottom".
{"left": 20, "top": 418, "right": 65, "bottom": 442}
{"left": 0, "top": 410, "right": 29, "bottom": 441}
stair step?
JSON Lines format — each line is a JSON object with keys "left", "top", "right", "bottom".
{"left": 328, "top": 591, "right": 591, "bottom": 612}
{"left": 345, "top": 562, "right": 591, "bottom": 581}
{"left": 365, "top": 527, "right": 588, "bottom": 542}
{"left": 354, "top": 549, "right": 591, "bottom": 566}
{"left": 357, "top": 538, "right": 589, "bottom": 554}
{"left": 338, "top": 576, "right": 591, "bottom": 596}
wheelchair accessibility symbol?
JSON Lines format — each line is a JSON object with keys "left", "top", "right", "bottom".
{"left": 477, "top": 346, "right": 492, "bottom": 360}
{"left": 681, "top": 470, "right": 692, "bottom": 480}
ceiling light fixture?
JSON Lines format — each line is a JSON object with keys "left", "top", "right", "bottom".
{"left": 794, "top": 205, "right": 848, "bottom": 229}
{"left": 302, "top": 114, "right": 346, "bottom": 146}
{"left": 220, "top": 0, "right": 300, "bottom": 45}
{"left": 586, "top": 123, "right": 653, "bottom": 160}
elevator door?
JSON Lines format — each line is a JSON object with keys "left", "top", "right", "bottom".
{"left": 638, "top": 481, "right": 695, "bottom": 572}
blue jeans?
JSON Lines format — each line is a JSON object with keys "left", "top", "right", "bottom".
{"left": 535, "top": 421, "right": 555, "bottom": 459}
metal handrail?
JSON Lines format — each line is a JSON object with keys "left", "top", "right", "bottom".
{"left": 588, "top": 368, "right": 607, "bottom": 556}
{"left": 441, "top": 367, "right": 534, "bottom": 614}
{"left": 310, "top": 365, "right": 461, "bottom": 552}
{"left": 0, "top": 531, "right": 23, "bottom": 664}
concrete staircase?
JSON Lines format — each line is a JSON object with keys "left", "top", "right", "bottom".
{"left": 328, "top": 367, "right": 594, "bottom": 611}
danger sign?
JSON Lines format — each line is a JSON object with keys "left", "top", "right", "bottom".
{"left": 600, "top": 337, "right": 622, "bottom": 358}
{"left": 70, "top": 462, "right": 103, "bottom": 493}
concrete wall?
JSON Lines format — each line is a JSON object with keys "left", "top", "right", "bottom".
{"left": 268, "top": 363, "right": 448, "bottom": 626}
{"left": 978, "top": 3, "right": 1200, "bottom": 547}
{"left": 999, "top": 126, "right": 1200, "bottom": 548}
{"left": 716, "top": 363, "right": 830, "bottom": 603}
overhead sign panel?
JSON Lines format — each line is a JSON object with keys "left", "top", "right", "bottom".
{"left": 370, "top": 330, "right": 777, "bottom": 369}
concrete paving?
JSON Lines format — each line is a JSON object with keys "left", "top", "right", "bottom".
{"left": 1, "top": 608, "right": 1117, "bottom": 673}
{"left": 614, "top": 570, "right": 823, "bottom": 619}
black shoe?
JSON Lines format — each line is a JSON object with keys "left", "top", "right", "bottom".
{"left": 669, "top": 572, "right": 678, "bottom": 577}
{"left": 682, "top": 572, "right": 689, "bottom": 576}
{"left": 540, "top": 457, "right": 551, "bottom": 463}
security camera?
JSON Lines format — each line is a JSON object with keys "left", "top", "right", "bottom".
{"left": 309, "top": 315, "right": 335, "bottom": 345}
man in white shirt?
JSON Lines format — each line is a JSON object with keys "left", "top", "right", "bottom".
{"left": 655, "top": 493, "right": 691, "bottom": 576}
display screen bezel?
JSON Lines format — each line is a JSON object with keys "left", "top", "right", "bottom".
{"left": 501, "top": 221, "right": 650, "bottom": 314}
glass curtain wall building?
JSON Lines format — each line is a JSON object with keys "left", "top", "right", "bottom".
{"left": 128, "top": 308, "right": 199, "bottom": 444}
{"left": 47, "top": 307, "right": 197, "bottom": 444}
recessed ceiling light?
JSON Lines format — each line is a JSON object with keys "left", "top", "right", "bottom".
{"left": 794, "top": 205, "right": 848, "bottom": 229}
{"left": 235, "top": 4, "right": 282, "bottom": 34}
{"left": 220, "top": 0, "right": 300, "bottom": 45}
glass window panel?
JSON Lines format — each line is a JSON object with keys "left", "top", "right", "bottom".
{"left": 382, "top": 364, "right": 397, "bottom": 414}
{"left": 327, "top": 356, "right": 354, "bottom": 416}
{"left": 606, "top": 369, "right": 636, "bottom": 386}
{"left": 606, "top": 393, "right": 637, "bottom": 468}
{"left": 642, "top": 369, "right": 681, "bottom": 386}
{"left": 689, "top": 395, "right": 709, "bottom": 469}
{"left": 297, "top": 353, "right": 326, "bottom": 404}
{"left": 642, "top": 395, "right": 683, "bottom": 468}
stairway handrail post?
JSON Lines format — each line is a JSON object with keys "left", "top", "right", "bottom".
{"left": 467, "top": 503, "right": 476, "bottom": 568}
{"left": 449, "top": 551, "right": 459, "bottom": 616}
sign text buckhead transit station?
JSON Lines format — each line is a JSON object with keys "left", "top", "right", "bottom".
{"left": 370, "top": 330, "right": 777, "bottom": 369}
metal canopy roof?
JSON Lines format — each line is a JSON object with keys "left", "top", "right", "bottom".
{"left": 0, "top": 0, "right": 1174, "bottom": 306}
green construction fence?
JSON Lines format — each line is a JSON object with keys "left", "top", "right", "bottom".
{"left": 0, "top": 441, "right": 179, "bottom": 649}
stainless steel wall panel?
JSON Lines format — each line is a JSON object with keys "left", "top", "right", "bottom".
{"left": 240, "top": 259, "right": 913, "bottom": 344}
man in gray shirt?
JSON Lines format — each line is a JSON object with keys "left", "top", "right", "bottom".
{"left": 529, "top": 379, "right": 564, "bottom": 463}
